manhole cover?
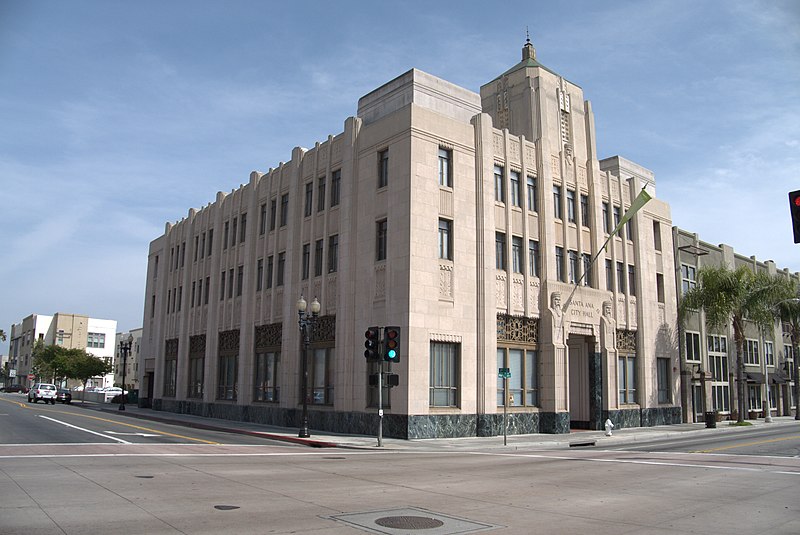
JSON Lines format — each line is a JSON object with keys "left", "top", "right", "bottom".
{"left": 375, "top": 516, "right": 445, "bottom": 529}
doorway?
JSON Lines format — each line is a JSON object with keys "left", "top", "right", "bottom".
{"left": 568, "top": 335, "right": 602, "bottom": 429}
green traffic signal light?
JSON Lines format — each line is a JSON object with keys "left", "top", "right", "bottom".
{"left": 384, "top": 326, "right": 400, "bottom": 362}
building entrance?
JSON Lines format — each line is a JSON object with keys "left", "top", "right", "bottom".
{"left": 568, "top": 335, "right": 601, "bottom": 429}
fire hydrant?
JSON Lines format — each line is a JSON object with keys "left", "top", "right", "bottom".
{"left": 604, "top": 418, "right": 614, "bottom": 436}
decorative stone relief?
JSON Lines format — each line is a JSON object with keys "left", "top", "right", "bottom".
{"left": 255, "top": 322, "right": 282, "bottom": 351}
{"left": 375, "top": 263, "right": 386, "bottom": 300}
{"left": 311, "top": 315, "right": 336, "bottom": 343}
{"left": 525, "top": 145, "right": 535, "bottom": 168}
{"left": 512, "top": 276, "right": 524, "bottom": 311}
{"left": 509, "top": 139, "right": 520, "bottom": 163}
{"left": 493, "top": 133, "right": 504, "bottom": 157}
{"left": 497, "top": 314, "right": 538, "bottom": 344}
{"left": 495, "top": 272, "right": 507, "bottom": 309}
{"left": 578, "top": 166, "right": 586, "bottom": 185}
{"left": 439, "top": 263, "right": 453, "bottom": 299}
{"left": 528, "top": 280, "right": 540, "bottom": 316}
{"left": 551, "top": 155, "right": 560, "bottom": 177}
{"left": 332, "top": 140, "right": 342, "bottom": 161}
{"left": 326, "top": 275, "right": 337, "bottom": 309}
{"left": 319, "top": 145, "right": 328, "bottom": 166}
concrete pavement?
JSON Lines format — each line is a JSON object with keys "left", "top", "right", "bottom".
{"left": 76, "top": 400, "right": 800, "bottom": 451}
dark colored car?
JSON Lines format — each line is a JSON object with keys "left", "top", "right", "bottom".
{"left": 1, "top": 385, "right": 29, "bottom": 393}
{"left": 56, "top": 389, "right": 72, "bottom": 404}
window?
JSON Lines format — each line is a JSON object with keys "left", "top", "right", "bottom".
{"left": 236, "top": 265, "right": 243, "bottom": 297}
{"left": 617, "top": 262, "right": 626, "bottom": 294}
{"left": 227, "top": 269, "right": 234, "bottom": 299}
{"left": 310, "top": 347, "right": 334, "bottom": 405}
{"left": 606, "top": 259, "right": 613, "bottom": 291}
{"left": 526, "top": 176, "right": 537, "bottom": 212}
{"left": 254, "top": 351, "right": 280, "bottom": 402}
{"left": 163, "top": 357, "right": 177, "bottom": 397}
{"left": 219, "top": 271, "right": 225, "bottom": 300}
{"left": 556, "top": 246, "right": 565, "bottom": 282}
{"left": 194, "top": 236, "right": 199, "bottom": 262}
{"left": 681, "top": 264, "right": 696, "bottom": 294}
{"left": 200, "top": 233, "right": 205, "bottom": 259}
{"left": 438, "top": 148, "right": 452, "bottom": 187}
{"left": 314, "top": 239, "right": 323, "bottom": 277}
{"left": 744, "top": 339, "right": 759, "bottom": 365}
{"left": 528, "top": 240, "right": 540, "bottom": 277}
{"left": 378, "top": 149, "right": 389, "bottom": 188}
{"left": 764, "top": 341, "right": 775, "bottom": 366}
{"left": 785, "top": 344, "right": 795, "bottom": 363}
{"left": 580, "top": 194, "right": 589, "bottom": 228}
{"left": 613, "top": 205, "right": 621, "bottom": 231}
{"left": 196, "top": 279, "right": 202, "bottom": 307}
{"left": 224, "top": 221, "right": 230, "bottom": 249}
{"left": 439, "top": 219, "right": 452, "bottom": 260}
{"left": 628, "top": 265, "right": 636, "bottom": 296}
{"left": 328, "top": 235, "right": 338, "bottom": 273}
{"left": 317, "top": 176, "right": 326, "bottom": 212}
{"left": 231, "top": 218, "right": 237, "bottom": 247}
{"left": 509, "top": 170, "right": 521, "bottom": 207}
{"left": 494, "top": 165, "right": 505, "bottom": 203}
{"left": 602, "top": 202, "right": 610, "bottom": 233}
{"left": 511, "top": 237, "right": 523, "bottom": 273}
{"left": 257, "top": 259, "right": 264, "bottom": 291}
{"left": 653, "top": 220, "right": 662, "bottom": 251}
{"left": 618, "top": 354, "right": 636, "bottom": 404}
{"left": 566, "top": 189, "right": 576, "bottom": 223}
{"left": 626, "top": 219, "right": 633, "bottom": 241}
{"left": 280, "top": 193, "right": 289, "bottom": 227}
{"left": 657, "top": 358, "right": 671, "bottom": 404}
{"left": 180, "top": 242, "right": 185, "bottom": 268}
{"left": 709, "top": 334, "right": 729, "bottom": 412}
{"left": 582, "top": 253, "right": 592, "bottom": 287}
{"left": 259, "top": 203, "right": 267, "bottom": 235}
{"left": 304, "top": 182, "right": 313, "bottom": 217}
{"left": 266, "top": 256, "right": 274, "bottom": 289}
{"left": 331, "top": 169, "right": 341, "bottom": 207}
{"left": 240, "top": 213, "right": 247, "bottom": 243}
{"left": 270, "top": 198, "right": 277, "bottom": 231}
{"left": 301, "top": 243, "right": 310, "bottom": 280}
{"left": 217, "top": 355, "right": 237, "bottom": 401}
{"left": 495, "top": 232, "right": 506, "bottom": 270}
{"left": 190, "top": 281, "right": 196, "bottom": 307}
{"left": 656, "top": 273, "right": 665, "bottom": 303}
{"left": 553, "top": 185, "right": 562, "bottom": 219}
{"left": 376, "top": 219, "right": 387, "bottom": 261}
{"left": 497, "top": 347, "right": 538, "bottom": 406}
{"left": 205, "top": 276, "right": 210, "bottom": 305}
{"left": 207, "top": 229, "right": 213, "bottom": 256}
{"left": 685, "top": 332, "right": 701, "bottom": 362}
{"left": 430, "top": 342, "right": 459, "bottom": 407}
{"left": 87, "top": 333, "right": 105, "bottom": 348}
{"left": 277, "top": 252, "right": 286, "bottom": 286}
{"left": 188, "top": 355, "right": 204, "bottom": 398}
{"left": 568, "top": 250, "right": 578, "bottom": 283}
{"left": 177, "top": 286, "right": 182, "bottom": 312}
{"left": 748, "top": 384, "right": 762, "bottom": 412}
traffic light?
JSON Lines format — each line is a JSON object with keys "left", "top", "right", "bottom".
{"left": 364, "top": 327, "right": 380, "bottom": 361}
{"left": 384, "top": 326, "right": 400, "bottom": 362}
{"left": 790, "top": 190, "right": 800, "bottom": 244}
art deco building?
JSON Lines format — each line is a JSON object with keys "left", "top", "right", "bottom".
{"left": 140, "top": 42, "right": 682, "bottom": 438}
{"left": 673, "top": 229, "right": 799, "bottom": 422}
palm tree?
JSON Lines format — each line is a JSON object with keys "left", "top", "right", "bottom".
{"left": 776, "top": 291, "right": 800, "bottom": 420}
{"left": 679, "top": 265, "right": 792, "bottom": 423}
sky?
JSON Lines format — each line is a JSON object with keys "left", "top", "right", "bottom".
{"left": 1, "top": 0, "right": 799, "bottom": 355}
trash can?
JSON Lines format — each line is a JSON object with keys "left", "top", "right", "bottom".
{"left": 704, "top": 411, "right": 717, "bottom": 429}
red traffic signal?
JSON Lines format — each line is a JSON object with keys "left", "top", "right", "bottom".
{"left": 384, "top": 326, "right": 400, "bottom": 362}
{"left": 790, "top": 190, "right": 800, "bottom": 244}
{"left": 364, "top": 327, "right": 380, "bottom": 361}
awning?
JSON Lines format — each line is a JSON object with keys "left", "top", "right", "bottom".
{"left": 745, "top": 372, "right": 764, "bottom": 383}
{"left": 770, "top": 370, "right": 789, "bottom": 384}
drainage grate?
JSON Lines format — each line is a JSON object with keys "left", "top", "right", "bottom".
{"left": 328, "top": 507, "right": 500, "bottom": 534}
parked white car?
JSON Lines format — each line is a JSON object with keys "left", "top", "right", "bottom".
{"left": 28, "top": 383, "right": 58, "bottom": 404}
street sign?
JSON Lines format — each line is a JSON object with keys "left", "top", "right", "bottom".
{"left": 498, "top": 367, "right": 511, "bottom": 379}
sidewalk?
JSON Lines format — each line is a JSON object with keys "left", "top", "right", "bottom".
{"left": 79, "top": 400, "right": 800, "bottom": 451}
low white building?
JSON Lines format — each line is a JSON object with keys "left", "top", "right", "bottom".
{"left": 115, "top": 328, "right": 142, "bottom": 390}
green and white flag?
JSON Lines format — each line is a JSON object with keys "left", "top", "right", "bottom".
{"left": 611, "top": 186, "right": 652, "bottom": 238}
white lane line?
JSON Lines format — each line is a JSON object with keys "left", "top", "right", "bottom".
{"left": 37, "top": 415, "right": 131, "bottom": 444}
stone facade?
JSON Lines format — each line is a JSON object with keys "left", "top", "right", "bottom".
{"left": 139, "top": 42, "right": 683, "bottom": 439}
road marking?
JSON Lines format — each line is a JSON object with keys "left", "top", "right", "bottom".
{"left": 105, "top": 431, "right": 160, "bottom": 437}
{"left": 691, "top": 434, "right": 800, "bottom": 453}
{"left": 38, "top": 415, "right": 132, "bottom": 444}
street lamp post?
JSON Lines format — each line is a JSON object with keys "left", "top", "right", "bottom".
{"left": 297, "top": 296, "right": 320, "bottom": 438}
{"left": 119, "top": 334, "right": 133, "bottom": 411}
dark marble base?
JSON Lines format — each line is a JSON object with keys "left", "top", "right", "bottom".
{"left": 144, "top": 399, "right": 677, "bottom": 439}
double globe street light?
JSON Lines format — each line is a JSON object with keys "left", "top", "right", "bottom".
{"left": 118, "top": 333, "right": 134, "bottom": 411}
{"left": 297, "top": 296, "right": 320, "bottom": 438}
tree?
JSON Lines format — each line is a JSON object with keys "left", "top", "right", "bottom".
{"left": 70, "top": 351, "right": 112, "bottom": 402}
{"left": 0, "top": 328, "right": 6, "bottom": 342}
{"left": 775, "top": 287, "right": 800, "bottom": 420}
{"left": 31, "top": 342, "right": 71, "bottom": 384}
{"left": 679, "top": 265, "right": 792, "bottom": 423}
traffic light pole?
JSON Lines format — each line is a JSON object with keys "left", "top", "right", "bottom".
{"left": 377, "top": 357, "right": 383, "bottom": 448}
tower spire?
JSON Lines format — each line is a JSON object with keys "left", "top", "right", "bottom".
{"left": 523, "top": 28, "right": 536, "bottom": 60}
